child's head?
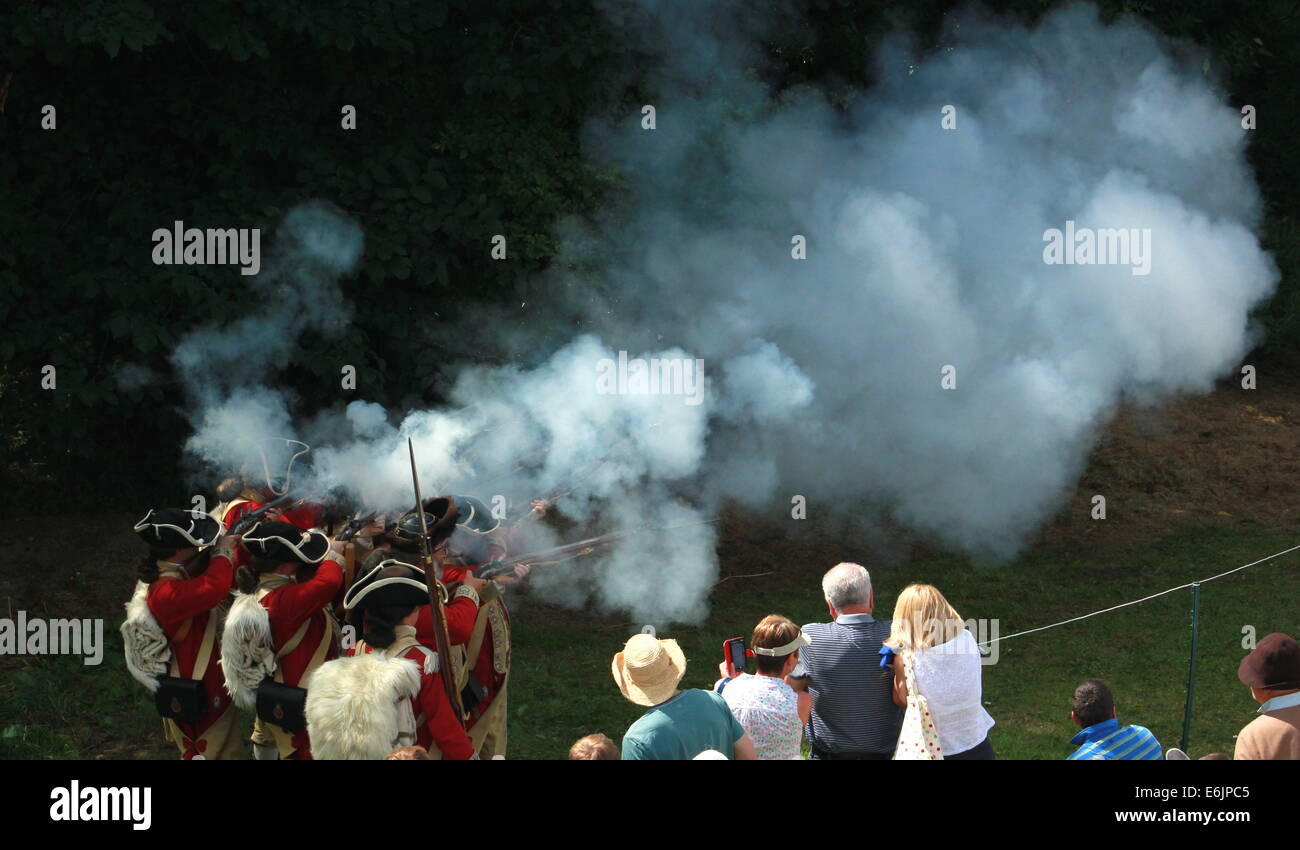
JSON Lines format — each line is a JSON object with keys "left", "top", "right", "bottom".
{"left": 568, "top": 733, "right": 619, "bottom": 760}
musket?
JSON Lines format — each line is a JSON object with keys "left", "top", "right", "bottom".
{"left": 547, "top": 426, "right": 657, "bottom": 503}
{"left": 513, "top": 425, "right": 661, "bottom": 526}
{"left": 226, "top": 494, "right": 295, "bottom": 535}
{"left": 475, "top": 518, "right": 720, "bottom": 580}
{"left": 336, "top": 511, "right": 378, "bottom": 542}
{"left": 408, "top": 438, "right": 467, "bottom": 728}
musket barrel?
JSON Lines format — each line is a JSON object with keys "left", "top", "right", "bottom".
{"left": 407, "top": 438, "right": 467, "bottom": 729}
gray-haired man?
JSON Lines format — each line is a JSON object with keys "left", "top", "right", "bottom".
{"left": 786, "top": 562, "right": 903, "bottom": 759}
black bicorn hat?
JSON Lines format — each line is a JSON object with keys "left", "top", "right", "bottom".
{"left": 389, "top": 497, "right": 460, "bottom": 551}
{"left": 452, "top": 494, "right": 501, "bottom": 536}
{"left": 134, "top": 508, "right": 223, "bottom": 549}
{"left": 342, "top": 560, "right": 430, "bottom": 612}
{"left": 241, "top": 520, "right": 331, "bottom": 564}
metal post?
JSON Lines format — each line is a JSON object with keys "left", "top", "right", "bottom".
{"left": 1179, "top": 582, "right": 1201, "bottom": 753}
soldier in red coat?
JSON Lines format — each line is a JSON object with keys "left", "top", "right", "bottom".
{"left": 123, "top": 509, "right": 245, "bottom": 759}
{"left": 409, "top": 495, "right": 535, "bottom": 757}
{"left": 216, "top": 484, "right": 324, "bottom": 534}
{"left": 305, "top": 561, "right": 476, "bottom": 759}
{"left": 221, "top": 521, "right": 343, "bottom": 760}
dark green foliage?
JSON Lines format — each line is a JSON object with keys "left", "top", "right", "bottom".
{"left": 0, "top": 0, "right": 634, "bottom": 507}
{"left": 1, "top": 0, "right": 1296, "bottom": 510}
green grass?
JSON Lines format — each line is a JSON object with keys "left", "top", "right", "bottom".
{"left": 0, "top": 629, "right": 172, "bottom": 760}
{"left": 509, "top": 522, "right": 1300, "bottom": 760}
{"left": 4, "top": 521, "right": 1296, "bottom": 759}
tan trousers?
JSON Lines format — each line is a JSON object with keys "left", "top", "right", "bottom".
{"left": 164, "top": 704, "right": 245, "bottom": 760}
{"left": 251, "top": 716, "right": 299, "bottom": 759}
{"left": 470, "top": 686, "right": 508, "bottom": 759}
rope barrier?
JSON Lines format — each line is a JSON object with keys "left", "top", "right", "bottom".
{"left": 976, "top": 541, "right": 1300, "bottom": 649}
{"left": 967, "top": 539, "right": 1300, "bottom": 751}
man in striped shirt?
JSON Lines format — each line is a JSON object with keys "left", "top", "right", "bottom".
{"left": 786, "top": 563, "right": 903, "bottom": 759}
{"left": 1067, "top": 679, "right": 1163, "bottom": 760}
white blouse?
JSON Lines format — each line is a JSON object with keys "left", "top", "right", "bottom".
{"left": 909, "top": 629, "right": 995, "bottom": 756}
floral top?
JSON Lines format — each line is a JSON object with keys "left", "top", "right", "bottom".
{"left": 721, "top": 673, "right": 803, "bottom": 760}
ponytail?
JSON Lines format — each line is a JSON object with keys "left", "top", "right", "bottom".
{"left": 235, "top": 565, "right": 257, "bottom": 595}
{"left": 137, "top": 546, "right": 177, "bottom": 584}
{"left": 236, "top": 557, "right": 279, "bottom": 595}
{"left": 362, "top": 605, "right": 417, "bottom": 649}
{"left": 136, "top": 555, "right": 161, "bottom": 584}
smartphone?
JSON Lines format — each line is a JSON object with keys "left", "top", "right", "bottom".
{"left": 723, "top": 637, "right": 748, "bottom": 678}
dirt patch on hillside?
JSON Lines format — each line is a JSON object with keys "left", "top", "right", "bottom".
{"left": 1040, "top": 357, "right": 1300, "bottom": 550}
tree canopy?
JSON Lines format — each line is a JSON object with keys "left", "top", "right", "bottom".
{"left": 2, "top": 0, "right": 1296, "bottom": 510}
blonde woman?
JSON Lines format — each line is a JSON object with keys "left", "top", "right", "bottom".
{"left": 884, "top": 584, "right": 995, "bottom": 759}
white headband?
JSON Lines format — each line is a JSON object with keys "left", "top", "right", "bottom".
{"left": 751, "top": 631, "right": 812, "bottom": 657}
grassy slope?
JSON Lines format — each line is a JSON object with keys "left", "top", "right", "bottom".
{"left": 3, "top": 371, "right": 1299, "bottom": 759}
{"left": 508, "top": 522, "right": 1300, "bottom": 760}
{"left": 3, "top": 517, "right": 1297, "bottom": 760}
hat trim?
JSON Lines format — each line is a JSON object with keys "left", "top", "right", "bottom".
{"left": 133, "top": 510, "right": 220, "bottom": 548}
{"left": 343, "top": 560, "right": 429, "bottom": 610}
{"left": 454, "top": 496, "right": 502, "bottom": 536}
{"left": 345, "top": 577, "right": 428, "bottom": 610}
{"left": 242, "top": 525, "right": 329, "bottom": 564}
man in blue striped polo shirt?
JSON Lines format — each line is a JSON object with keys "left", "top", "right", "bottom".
{"left": 787, "top": 562, "right": 903, "bottom": 759}
{"left": 1067, "top": 679, "right": 1163, "bottom": 760}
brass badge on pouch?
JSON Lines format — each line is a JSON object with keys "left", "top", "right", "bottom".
{"left": 273, "top": 704, "right": 284, "bottom": 721}
{"left": 170, "top": 697, "right": 182, "bottom": 714}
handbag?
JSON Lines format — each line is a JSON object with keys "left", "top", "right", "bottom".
{"left": 256, "top": 679, "right": 309, "bottom": 732}
{"left": 893, "top": 650, "right": 944, "bottom": 760}
{"left": 255, "top": 611, "right": 336, "bottom": 733}
{"left": 153, "top": 605, "right": 220, "bottom": 725}
{"left": 154, "top": 674, "right": 206, "bottom": 724}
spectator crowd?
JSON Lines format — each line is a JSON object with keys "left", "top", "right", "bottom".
{"left": 567, "top": 562, "right": 1300, "bottom": 761}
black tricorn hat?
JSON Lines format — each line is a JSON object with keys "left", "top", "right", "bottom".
{"left": 241, "top": 521, "right": 331, "bottom": 564}
{"left": 1238, "top": 632, "right": 1300, "bottom": 690}
{"left": 389, "top": 497, "right": 460, "bottom": 551}
{"left": 134, "top": 509, "right": 223, "bottom": 549}
{"left": 343, "top": 560, "right": 429, "bottom": 612}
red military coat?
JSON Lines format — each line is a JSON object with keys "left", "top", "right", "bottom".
{"left": 222, "top": 498, "right": 323, "bottom": 533}
{"left": 146, "top": 553, "right": 234, "bottom": 759}
{"left": 415, "top": 567, "right": 507, "bottom": 727}
{"left": 414, "top": 592, "right": 479, "bottom": 646}
{"left": 258, "top": 559, "right": 343, "bottom": 758}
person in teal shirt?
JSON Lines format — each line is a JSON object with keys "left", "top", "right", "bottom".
{"left": 613, "top": 633, "right": 757, "bottom": 760}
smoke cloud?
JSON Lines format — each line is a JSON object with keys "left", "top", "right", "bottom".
{"left": 173, "top": 2, "right": 1277, "bottom": 624}
{"left": 567, "top": 0, "right": 1276, "bottom": 556}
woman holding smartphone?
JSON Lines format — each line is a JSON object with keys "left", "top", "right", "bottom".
{"left": 717, "top": 614, "right": 813, "bottom": 759}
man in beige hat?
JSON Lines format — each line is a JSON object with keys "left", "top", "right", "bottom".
{"left": 1234, "top": 632, "right": 1300, "bottom": 760}
{"left": 613, "top": 633, "right": 757, "bottom": 760}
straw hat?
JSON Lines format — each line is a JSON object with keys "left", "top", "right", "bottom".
{"left": 612, "top": 633, "right": 687, "bottom": 706}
